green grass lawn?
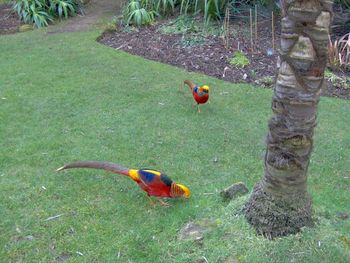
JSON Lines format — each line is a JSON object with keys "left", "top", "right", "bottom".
{"left": 0, "top": 29, "right": 349, "bottom": 262}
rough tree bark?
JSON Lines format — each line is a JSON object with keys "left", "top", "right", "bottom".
{"left": 244, "top": 0, "right": 333, "bottom": 238}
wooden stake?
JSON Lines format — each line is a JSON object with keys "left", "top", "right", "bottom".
{"left": 226, "top": 8, "right": 230, "bottom": 48}
{"left": 223, "top": 8, "right": 227, "bottom": 48}
{"left": 250, "top": 8, "right": 253, "bottom": 51}
{"left": 255, "top": 4, "right": 258, "bottom": 49}
{"left": 272, "top": 11, "right": 275, "bottom": 50}
{"left": 222, "top": 8, "right": 229, "bottom": 49}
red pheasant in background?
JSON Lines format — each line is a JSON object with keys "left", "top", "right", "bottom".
{"left": 56, "top": 161, "right": 191, "bottom": 206}
{"left": 184, "top": 80, "right": 210, "bottom": 113}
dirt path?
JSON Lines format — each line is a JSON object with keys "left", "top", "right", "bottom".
{"left": 48, "top": 0, "right": 124, "bottom": 33}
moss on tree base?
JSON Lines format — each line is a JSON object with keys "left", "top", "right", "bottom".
{"left": 244, "top": 182, "right": 313, "bottom": 239}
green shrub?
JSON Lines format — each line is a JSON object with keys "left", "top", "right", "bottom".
{"left": 12, "top": 0, "right": 82, "bottom": 28}
{"left": 123, "top": 0, "right": 157, "bottom": 26}
{"left": 49, "top": 0, "right": 80, "bottom": 19}
{"left": 121, "top": 0, "right": 281, "bottom": 27}
{"left": 229, "top": 50, "right": 250, "bottom": 67}
{"left": 179, "top": 0, "right": 226, "bottom": 25}
{"left": 13, "top": 0, "right": 53, "bottom": 28}
{"left": 181, "top": 0, "right": 277, "bottom": 25}
{"left": 328, "top": 32, "right": 350, "bottom": 70}
{"left": 154, "top": 0, "right": 175, "bottom": 14}
{"left": 325, "top": 69, "right": 350, "bottom": 89}
{"left": 180, "top": 34, "right": 206, "bottom": 47}
{"left": 127, "top": 7, "right": 155, "bottom": 26}
{"left": 159, "top": 15, "right": 199, "bottom": 34}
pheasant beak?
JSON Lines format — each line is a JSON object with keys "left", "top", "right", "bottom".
{"left": 176, "top": 184, "right": 191, "bottom": 198}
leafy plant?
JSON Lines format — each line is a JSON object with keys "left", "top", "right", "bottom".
{"left": 102, "top": 17, "right": 119, "bottom": 33}
{"left": 324, "top": 69, "right": 350, "bottom": 89}
{"left": 256, "top": 75, "right": 274, "bottom": 88}
{"left": 203, "top": 0, "right": 219, "bottom": 25}
{"left": 122, "top": 25, "right": 140, "bottom": 33}
{"left": 123, "top": 0, "right": 157, "bottom": 26}
{"left": 154, "top": 0, "right": 175, "bottom": 14}
{"left": 180, "top": 34, "right": 206, "bottom": 47}
{"left": 328, "top": 33, "right": 350, "bottom": 69}
{"left": 324, "top": 69, "right": 338, "bottom": 83}
{"left": 122, "top": 0, "right": 281, "bottom": 27}
{"left": 179, "top": 0, "right": 189, "bottom": 15}
{"left": 13, "top": 0, "right": 82, "bottom": 28}
{"left": 159, "top": 15, "right": 199, "bottom": 34}
{"left": 121, "top": 0, "right": 282, "bottom": 27}
{"left": 328, "top": 36, "right": 340, "bottom": 68}
{"left": 338, "top": 32, "right": 350, "bottom": 67}
{"left": 49, "top": 0, "right": 79, "bottom": 19}
{"left": 229, "top": 50, "right": 249, "bottom": 67}
{"left": 177, "top": 0, "right": 228, "bottom": 25}
{"left": 13, "top": 0, "right": 53, "bottom": 28}
{"left": 128, "top": 8, "right": 155, "bottom": 26}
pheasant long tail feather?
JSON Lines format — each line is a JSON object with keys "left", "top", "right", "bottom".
{"left": 56, "top": 161, "right": 131, "bottom": 176}
{"left": 184, "top": 80, "right": 196, "bottom": 91}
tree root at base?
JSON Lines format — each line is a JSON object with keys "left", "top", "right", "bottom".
{"left": 244, "top": 182, "right": 313, "bottom": 239}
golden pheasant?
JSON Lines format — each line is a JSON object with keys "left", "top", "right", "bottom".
{"left": 184, "top": 80, "right": 209, "bottom": 113}
{"left": 56, "top": 161, "right": 191, "bottom": 206}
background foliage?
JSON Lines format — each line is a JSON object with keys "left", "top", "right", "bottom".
{"left": 122, "top": 0, "right": 279, "bottom": 26}
{"left": 12, "top": 0, "right": 83, "bottom": 28}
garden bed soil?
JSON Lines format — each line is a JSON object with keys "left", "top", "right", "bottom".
{"left": 98, "top": 18, "right": 350, "bottom": 100}
{"left": 0, "top": 4, "right": 21, "bottom": 35}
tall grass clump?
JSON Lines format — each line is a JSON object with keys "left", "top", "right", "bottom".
{"left": 13, "top": 0, "right": 83, "bottom": 28}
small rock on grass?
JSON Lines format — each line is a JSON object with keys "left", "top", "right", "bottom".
{"left": 178, "top": 222, "right": 204, "bottom": 241}
{"left": 220, "top": 182, "right": 249, "bottom": 201}
{"left": 55, "top": 252, "right": 72, "bottom": 262}
{"left": 24, "top": 235, "right": 34, "bottom": 241}
{"left": 178, "top": 219, "right": 218, "bottom": 241}
{"left": 336, "top": 212, "right": 349, "bottom": 220}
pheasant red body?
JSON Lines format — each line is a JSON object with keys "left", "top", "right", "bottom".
{"left": 192, "top": 86, "right": 209, "bottom": 104}
{"left": 184, "top": 80, "right": 209, "bottom": 112}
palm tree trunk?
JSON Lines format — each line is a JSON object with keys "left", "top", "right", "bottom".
{"left": 244, "top": 0, "right": 333, "bottom": 238}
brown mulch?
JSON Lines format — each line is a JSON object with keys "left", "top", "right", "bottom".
{"left": 98, "top": 18, "right": 350, "bottom": 100}
{"left": 0, "top": 4, "right": 21, "bottom": 35}
{"left": 99, "top": 19, "right": 279, "bottom": 86}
